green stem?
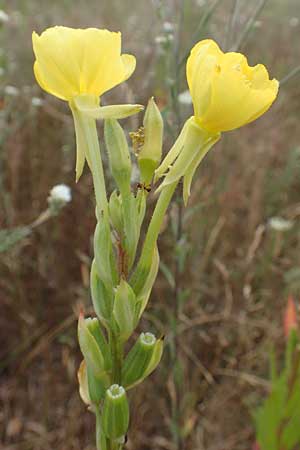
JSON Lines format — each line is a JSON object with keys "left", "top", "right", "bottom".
{"left": 131, "top": 181, "right": 177, "bottom": 294}
{"left": 109, "top": 330, "right": 123, "bottom": 385}
{"left": 83, "top": 116, "right": 109, "bottom": 219}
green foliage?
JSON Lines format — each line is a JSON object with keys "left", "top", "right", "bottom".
{"left": 0, "top": 226, "right": 31, "bottom": 253}
{"left": 255, "top": 330, "right": 300, "bottom": 450}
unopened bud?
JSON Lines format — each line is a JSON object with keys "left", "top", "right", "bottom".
{"left": 113, "top": 279, "right": 137, "bottom": 341}
{"left": 77, "top": 313, "right": 105, "bottom": 378}
{"left": 109, "top": 190, "right": 124, "bottom": 235}
{"left": 122, "top": 332, "right": 159, "bottom": 388}
{"left": 104, "top": 119, "right": 132, "bottom": 195}
{"left": 102, "top": 384, "right": 129, "bottom": 439}
{"left": 138, "top": 97, "right": 163, "bottom": 184}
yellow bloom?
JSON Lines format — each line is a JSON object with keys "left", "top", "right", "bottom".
{"left": 32, "top": 26, "right": 136, "bottom": 101}
{"left": 32, "top": 26, "right": 142, "bottom": 184}
{"left": 187, "top": 39, "right": 279, "bottom": 132}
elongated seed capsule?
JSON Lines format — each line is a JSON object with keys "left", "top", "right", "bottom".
{"left": 102, "top": 384, "right": 129, "bottom": 439}
{"left": 122, "top": 332, "right": 156, "bottom": 387}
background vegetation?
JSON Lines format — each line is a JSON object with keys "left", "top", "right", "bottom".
{"left": 1, "top": 0, "right": 300, "bottom": 449}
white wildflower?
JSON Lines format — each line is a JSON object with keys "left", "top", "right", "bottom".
{"left": 155, "top": 35, "right": 168, "bottom": 45}
{"left": 0, "top": 10, "right": 9, "bottom": 23}
{"left": 163, "top": 22, "right": 174, "bottom": 33}
{"left": 289, "top": 17, "right": 299, "bottom": 27}
{"left": 31, "top": 97, "right": 44, "bottom": 107}
{"left": 49, "top": 184, "right": 72, "bottom": 204}
{"left": 178, "top": 90, "right": 192, "bottom": 105}
{"left": 268, "top": 217, "right": 294, "bottom": 232}
{"left": 4, "top": 85, "right": 19, "bottom": 96}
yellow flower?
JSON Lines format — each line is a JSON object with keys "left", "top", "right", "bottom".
{"left": 32, "top": 26, "right": 136, "bottom": 101}
{"left": 187, "top": 39, "right": 279, "bottom": 132}
{"left": 32, "top": 26, "right": 142, "bottom": 184}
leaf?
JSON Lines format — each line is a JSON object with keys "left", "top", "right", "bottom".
{"left": 0, "top": 226, "right": 31, "bottom": 253}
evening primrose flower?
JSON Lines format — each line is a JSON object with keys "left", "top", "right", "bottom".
{"left": 32, "top": 27, "right": 142, "bottom": 182}
{"left": 32, "top": 26, "right": 135, "bottom": 103}
{"left": 187, "top": 39, "right": 279, "bottom": 132}
{"left": 155, "top": 39, "right": 279, "bottom": 204}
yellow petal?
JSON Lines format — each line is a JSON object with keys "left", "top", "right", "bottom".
{"left": 187, "top": 40, "right": 222, "bottom": 118}
{"left": 32, "top": 27, "right": 136, "bottom": 101}
{"left": 186, "top": 39, "right": 279, "bottom": 132}
{"left": 199, "top": 52, "right": 278, "bottom": 132}
{"left": 32, "top": 28, "right": 81, "bottom": 100}
{"left": 122, "top": 54, "right": 136, "bottom": 81}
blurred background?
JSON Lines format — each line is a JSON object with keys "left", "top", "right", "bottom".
{"left": 1, "top": 0, "right": 300, "bottom": 449}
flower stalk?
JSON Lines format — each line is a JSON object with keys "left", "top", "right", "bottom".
{"left": 32, "top": 26, "right": 279, "bottom": 449}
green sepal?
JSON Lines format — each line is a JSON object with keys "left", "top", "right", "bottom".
{"left": 102, "top": 385, "right": 130, "bottom": 440}
{"left": 94, "top": 216, "right": 118, "bottom": 289}
{"left": 104, "top": 119, "right": 132, "bottom": 196}
{"left": 73, "top": 95, "right": 143, "bottom": 120}
{"left": 122, "top": 332, "right": 158, "bottom": 388}
{"left": 90, "top": 259, "right": 114, "bottom": 326}
{"left": 113, "top": 279, "right": 138, "bottom": 342}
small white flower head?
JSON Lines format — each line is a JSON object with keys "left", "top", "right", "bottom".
{"left": 196, "top": 0, "right": 206, "bottom": 6}
{"left": 4, "top": 85, "right": 19, "bottom": 96}
{"left": 253, "top": 20, "right": 262, "bottom": 28}
{"left": 178, "top": 90, "right": 193, "bottom": 105}
{"left": 49, "top": 184, "right": 72, "bottom": 203}
{"left": 268, "top": 216, "right": 294, "bottom": 232}
{"left": 0, "top": 10, "right": 9, "bottom": 23}
{"left": 163, "top": 21, "right": 174, "bottom": 33}
{"left": 48, "top": 184, "right": 71, "bottom": 213}
{"left": 289, "top": 17, "right": 299, "bottom": 27}
{"left": 31, "top": 97, "right": 44, "bottom": 107}
{"left": 155, "top": 35, "right": 168, "bottom": 45}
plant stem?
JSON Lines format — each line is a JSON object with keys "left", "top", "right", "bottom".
{"left": 131, "top": 181, "right": 177, "bottom": 294}
{"left": 83, "top": 116, "right": 109, "bottom": 219}
{"left": 109, "top": 329, "right": 123, "bottom": 385}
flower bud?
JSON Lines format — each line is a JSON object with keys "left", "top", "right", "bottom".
{"left": 102, "top": 384, "right": 129, "bottom": 439}
{"left": 113, "top": 279, "right": 137, "bottom": 341}
{"left": 77, "top": 313, "right": 105, "bottom": 378}
{"left": 138, "top": 97, "right": 163, "bottom": 184}
{"left": 90, "top": 259, "right": 114, "bottom": 326}
{"left": 122, "top": 332, "right": 158, "bottom": 388}
{"left": 104, "top": 119, "right": 132, "bottom": 195}
{"left": 94, "top": 216, "right": 118, "bottom": 289}
{"left": 85, "top": 317, "right": 111, "bottom": 369}
{"left": 109, "top": 190, "right": 124, "bottom": 236}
